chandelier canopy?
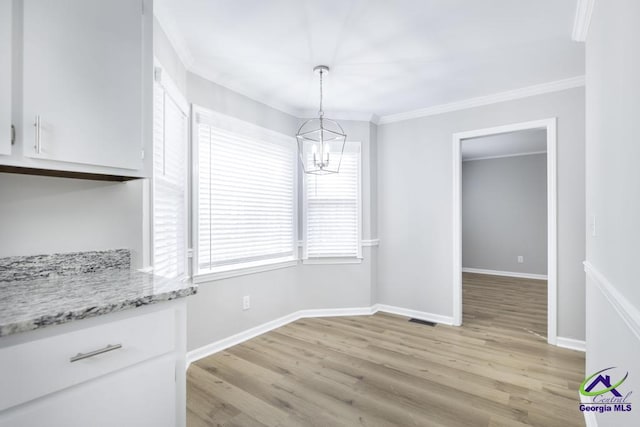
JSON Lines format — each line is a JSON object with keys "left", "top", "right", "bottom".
{"left": 296, "top": 65, "right": 347, "bottom": 175}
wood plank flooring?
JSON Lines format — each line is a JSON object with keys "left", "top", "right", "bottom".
{"left": 187, "top": 273, "right": 585, "bottom": 426}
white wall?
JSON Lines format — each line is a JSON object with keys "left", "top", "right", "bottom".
{"left": 462, "top": 153, "right": 547, "bottom": 275}
{"left": 377, "top": 87, "right": 585, "bottom": 340}
{"left": 585, "top": 0, "right": 640, "bottom": 425}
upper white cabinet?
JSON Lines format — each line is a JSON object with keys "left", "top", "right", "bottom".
{"left": 6, "top": 0, "right": 150, "bottom": 176}
{"left": 0, "top": 0, "right": 11, "bottom": 156}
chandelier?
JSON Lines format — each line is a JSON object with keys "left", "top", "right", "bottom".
{"left": 296, "top": 65, "right": 347, "bottom": 174}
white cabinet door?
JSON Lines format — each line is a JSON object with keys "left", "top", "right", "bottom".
{"left": 0, "top": 355, "right": 176, "bottom": 427}
{"left": 22, "top": 0, "right": 144, "bottom": 170}
{"left": 0, "top": 0, "right": 11, "bottom": 156}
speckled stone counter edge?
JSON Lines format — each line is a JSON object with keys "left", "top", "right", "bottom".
{"left": 0, "top": 286, "right": 197, "bottom": 337}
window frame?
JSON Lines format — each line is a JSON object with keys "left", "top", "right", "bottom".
{"left": 191, "top": 105, "right": 299, "bottom": 283}
{"left": 150, "top": 61, "right": 190, "bottom": 280}
{"left": 302, "top": 140, "right": 363, "bottom": 264}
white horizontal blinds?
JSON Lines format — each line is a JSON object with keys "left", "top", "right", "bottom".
{"left": 197, "top": 124, "right": 212, "bottom": 271}
{"left": 306, "top": 144, "right": 361, "bottom": 257}
{"left": 196, "top": 111, "right": 296, "bottom": 273}
{"left": 153, "top": 81, "right": 188, "bottom": 278}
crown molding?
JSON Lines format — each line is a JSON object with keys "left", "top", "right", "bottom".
{"left": 378, "top": 76, "right": 585, "bottom": 125}
{"left": 572, "top": 0, "right": 595, "bottom": 42}
{"left": 296, "top": 109, "right": 378, "bottom": 123}
{"left": 189, "top": 65, "right": 306, "bottom": 119}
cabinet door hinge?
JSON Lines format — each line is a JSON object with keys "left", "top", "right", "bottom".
{"left": 11, "top": 124, "right": 15, "bottom": 145}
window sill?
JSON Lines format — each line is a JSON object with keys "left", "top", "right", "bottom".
{"left": 302, "top": 257, "right": 363, "bottom": 265}
{"left": 193, "top": 258, "right": 298, "bottom": 283}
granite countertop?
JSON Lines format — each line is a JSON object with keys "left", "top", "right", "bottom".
{"left": 0, "top": 250, "right": 197, "bottom": 337}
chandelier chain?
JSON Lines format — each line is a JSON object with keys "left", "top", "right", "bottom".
{"left": 319, "top": 69, "right": 324, "bottom": 117}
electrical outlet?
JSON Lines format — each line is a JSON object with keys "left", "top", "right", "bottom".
{"left": 242, "top": 295, "right": 251, "bottom": 311}
{"left": 517, "top": 256, "right": 524, "bottom": 264}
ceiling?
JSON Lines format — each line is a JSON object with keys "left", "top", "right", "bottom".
{"left": 155, "top": 0, "right": 584, "bottom": 120}
{"left": 461, "top": 129, "right": 547, "bottom": 161}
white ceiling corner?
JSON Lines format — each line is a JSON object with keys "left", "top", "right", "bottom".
{"left": 154, "top": 0, "right": 585, "bottom": 123}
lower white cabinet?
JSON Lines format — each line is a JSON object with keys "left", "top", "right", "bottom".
{"left": 0, "top": 301, "right": 187, "bottom": 427}
{"left": 0, "top": 355, "right": 175, "bottom": 427}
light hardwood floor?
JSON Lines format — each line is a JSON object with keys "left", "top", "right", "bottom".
{"left": 187, "top": 273, "right": 585, "bottom": 426}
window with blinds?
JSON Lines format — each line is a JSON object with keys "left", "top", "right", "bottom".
{"left": 194, "top": 108, "right": 297, "bottom": 276}
{"left": 152, "top": 69, "right": 189, "bottom": 279}
{"left": 304, "top": 142, "right": 362, "bottom": 259}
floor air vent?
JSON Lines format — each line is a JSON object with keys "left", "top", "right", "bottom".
{"left": 409, "top": 318, "right": 436, "bottom": 327}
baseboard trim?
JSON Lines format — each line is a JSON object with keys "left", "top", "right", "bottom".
{"left": 186, "top": 311, "right": 300, "bottom": 366}
{"left": 462, "top": 267, "right": 548, "bottom": 281}
{"left": 298, "top": 307, "right": 377, "bottom": 318}
{"left": 556, "top": 336, "right": 586, "bottom": 352}
{"left": 580, "top": 393, "right": 598, "bottom": 427}
{"left": 186, "top": 305, "right": 452, "bottom": 366}
{"left": 584, "top": 261, "right": 640, "bottom": 342}
{"left": 374, "top": 304, "right": 455, "bottom": 325}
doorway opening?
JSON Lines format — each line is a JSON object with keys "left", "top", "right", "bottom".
{"left": 452, "top": 119, "right": 557, "bottom": 345}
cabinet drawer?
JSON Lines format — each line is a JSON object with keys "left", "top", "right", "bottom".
{"left": 0, "top": 354, "right": 176, "bottom": 427}
{"left": 0, "top": 308, "right": 175, "bottom": 412}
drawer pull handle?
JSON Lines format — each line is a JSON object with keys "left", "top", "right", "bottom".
{"left": 70, "top": 344, "right": 122, "bottom": 363}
